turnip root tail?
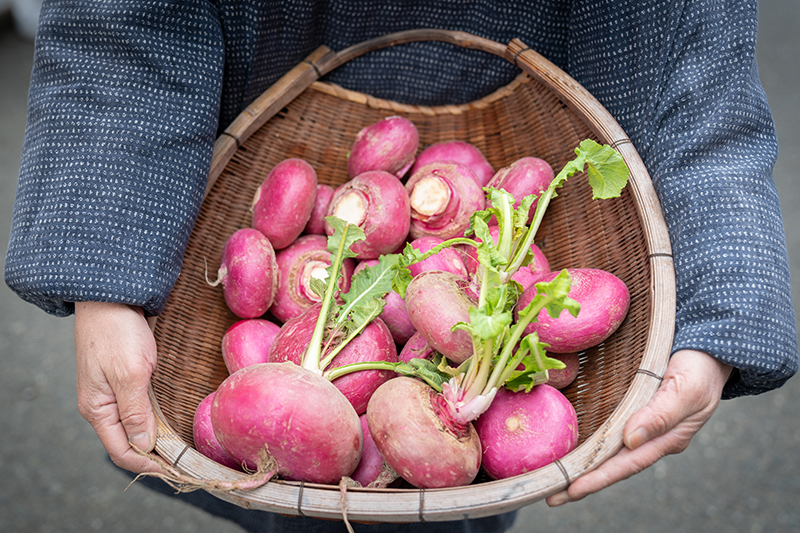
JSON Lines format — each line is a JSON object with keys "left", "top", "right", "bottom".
{"left": 203, "top": 256, "right": 223, "bottom": 288}
{"left": 338, "top": 477, "right": 360, "bottom": 533}
{"left": 366, "top": 462, "right": 399, "bottom": 488}
{"left": 127, "top": 444, "right": 278, "bottom": 494}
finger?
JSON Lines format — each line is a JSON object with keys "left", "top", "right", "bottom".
{"left": 624, "top": 350, "right": 729, "bottom": 450}
{"left": 81, "top": 385, "right": 163, "bottom": 473}
{"left": 622, "top": 373, "right": 699, "bottom": 450}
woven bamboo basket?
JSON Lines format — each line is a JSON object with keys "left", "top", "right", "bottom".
{"left": 148, "top": 29, "right": 675, "bottom": 523}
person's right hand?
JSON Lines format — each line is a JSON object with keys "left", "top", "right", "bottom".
{"left": 74, "top": 301, "right": 164, "bottom": 474}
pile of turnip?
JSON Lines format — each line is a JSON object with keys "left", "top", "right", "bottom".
{"left": 193, "top": 115, "right": 632, "bottom": 501}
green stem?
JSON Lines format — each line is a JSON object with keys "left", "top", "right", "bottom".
{"left": 301, "top": 224, "right": 352, "bottom": 373}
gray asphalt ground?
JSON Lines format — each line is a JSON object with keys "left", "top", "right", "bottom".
{"left": 1, "top": 3, "right": 798, "bottom": 532}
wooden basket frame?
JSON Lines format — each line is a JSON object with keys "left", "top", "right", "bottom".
{"left": 147, "top": 29, "right": 675, "bottom": 523}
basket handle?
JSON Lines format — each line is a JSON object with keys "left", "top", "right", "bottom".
{"left": 209, "top": 29, "right": 514, "bottom": 194}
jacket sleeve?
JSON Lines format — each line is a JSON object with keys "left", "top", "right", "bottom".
{"left": 4, "top": 0, "right": 225, "bottom": 317}
{"left": 569, "top": 0, "right": 798, "bottom": 398}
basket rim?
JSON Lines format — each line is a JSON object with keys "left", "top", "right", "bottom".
{"left": 149, "top": 28, "right": 675, "bottom": 522}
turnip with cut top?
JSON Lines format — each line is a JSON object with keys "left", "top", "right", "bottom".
{"left": 325, "top": 170, "right": 410, "bottom": 260}
{"left": 406, "top": 161, "right": 485, "bottom": 241}
{"left": 270, "top": 234, "right": 355, "bottom": 323}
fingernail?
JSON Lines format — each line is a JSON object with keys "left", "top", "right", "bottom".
{"left": 626, "top": 427, "right": 649, "bottom": 449}
{"left": 548, "top": 490, "right": 571, "bottom": 507}
{"left": 129, "top": 433, "right": 152, "bottom": 452}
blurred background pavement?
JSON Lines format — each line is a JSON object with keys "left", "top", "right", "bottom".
{"left": 1, "top": 2, "right": 797, "bottom": 532}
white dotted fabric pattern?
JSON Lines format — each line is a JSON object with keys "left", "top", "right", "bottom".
{"left": 4, "top": 0, "right": 797, "bottom": 398}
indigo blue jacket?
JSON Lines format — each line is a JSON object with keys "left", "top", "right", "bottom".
{"left": 5, "top": 0, "right": 798, "bottom": 399}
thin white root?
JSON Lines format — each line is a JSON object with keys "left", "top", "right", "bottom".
{"left": 338, "top": 476, "right": 360, "bottom": 533}
{"left": 204, "top": 257, "right": 223, "bottom": 287}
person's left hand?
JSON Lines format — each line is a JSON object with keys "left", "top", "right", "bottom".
{"left": 546, "top": 349, "right": 732, "bottom": 506}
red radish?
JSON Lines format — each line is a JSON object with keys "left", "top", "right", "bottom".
{"left": 303, "top": 183, "right": 335, "bottom": 235}
{"left": 271, "top": 234, "right": 355, "bottom": 323}
{"left": 398, "top": 330, "right": 435, "bottom": 363}
{"left": 210, "top": 228, "right": 278, "bottom": 319}
{"left": 404, "top": 270, "right": 476, "bottom": 364}
{"left": 487, "top": 157, "right": 554, "bottom": 223}
{"left": 347, "top": 116, "right": 419, "bottom": 178}
{"left": 473, "top": 385, "right": 578, "bottom": 480}
{"left": 211, "top": 362, "right": 362, "bottom": 482}
{"left": 269, "top": 304, "right": 398, "bottom": 414}
{"left": 325, "top": 170, "right": 410, "bottom": 260}
{"left": 350, "top": 414, "right": 397, "bottom": 488}
{"left": 193, "top": 391, "right": 241, "bottom": 470}
{"left": 546, "top": 352, "right": 580, "bottom": 389}
{"left": 221, "top": 319, "right": 281, "bottom": 374}
{"left": 355, "top": 259, "right": 415, "bottom": 345}
{"left": 517, "top": 268, "right": 630, "bottom": 353}
{"left": 366, "top": 377, "right": 482, "bottom": 488}
{"left": 407, "top": 236, "right": 468, "bottom": 279}
{"left": 410, "top": 140, "right": 494, "bottom": 187}
{"left": 406, "top": 161, "right": 485, "bottom": 240}
{"left": 252, "top": 158, "right": 318, "bottom": 250}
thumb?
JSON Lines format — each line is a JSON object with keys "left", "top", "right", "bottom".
{"left": 623, "top": 349, "right": 730, "bottom": 451}
{"left": 113, "top": 369, "right": 158, "bottom": 454}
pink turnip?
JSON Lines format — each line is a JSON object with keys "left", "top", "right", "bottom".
{"left": 406, "top": 161, "right": 485, "bottom": 241}
{"left": 546, "top": 352, "right": 580, "bottom": 389}
{"left": 410, "top": 140, "right": 494, "bottom": 187}
{"left": 461, "top": 224, "right": 550, "bottom": 289}
{"left": 303, "top": 183, "right": 335, "bottom": 235}
{"left": 517, "top": 268, "right": 630, "bottom": 353}
{"left": 211, "top": 362, "right": 362, "bottom": 482}
{"left": 404, "top": 270, "right": 477, "bottom": 365}
{"left": 193, "top": 391, "right": 241, "bottom": 470}
{"left": 407, "top": 236, "right": 468, "bottom": 279}
{"left": 366, "top": 377, "right": 482, "bottom": 488}
{"left": 350, "top": 414, "right": 398, "bottom": 488}
{"left": 473, "top": 385, "right": 578, "bottom": 480}
{"left": 487, "top": 157, "right": 554, "bottom": 223}
{"left": 347, "top": 116, "right": 419, "bottom": 178}
{"left": 325, "top": 170, "right": 410, "bottom": 260}
{"left": 398, "top": 331, "right": 435, "bottom": 363}
{"left": 355, "top": 259, "right": 415, "bottom": 345}
{"left": 221, "top": 319, "right": 281, "bottom": 374}
{"left": 251, "top": 158, "right": 318, "bottom": 250}
{"left": 269, "top": 304, "right": 398, "bottom": 414}
{"left": 209, "top": 228, "right": 278, "bottom": 319}
{"left": 270, "top": 234, "right": 355, "bottom": 323}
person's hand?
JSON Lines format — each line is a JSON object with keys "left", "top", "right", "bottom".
{"left": 74, "top": 301, "right": 164, "bottom": 473}
{"left": 546, "top": 349, "right": 732, "bottom": 506}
